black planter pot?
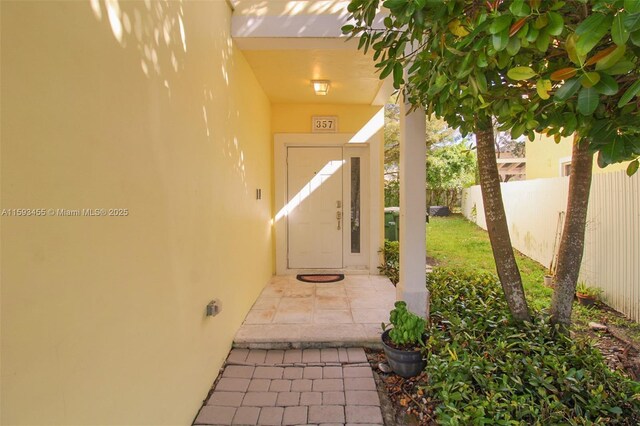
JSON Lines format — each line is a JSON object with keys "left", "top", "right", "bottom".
{"left": 381, "top": 329, "right": 427, "bottom": 378}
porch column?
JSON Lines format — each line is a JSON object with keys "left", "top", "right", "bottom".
{"left": 397, "top": 100, "right": 428, "bottom": 318}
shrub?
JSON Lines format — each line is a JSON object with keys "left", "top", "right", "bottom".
{"left": 424, "top": 269, "right": 640, "bottom": 425}
{"left": 379, "top": 240, "right": 399, "bottom": 285}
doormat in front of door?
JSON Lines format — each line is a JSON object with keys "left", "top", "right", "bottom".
{"left": 296, "top": 274, "right": 345, "bottom": 283}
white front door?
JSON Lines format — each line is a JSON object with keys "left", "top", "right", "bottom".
{"left": 287, "top": 147, "right": 343, "bottom": 269}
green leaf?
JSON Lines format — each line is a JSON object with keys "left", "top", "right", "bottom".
{"left": 578, "top": 87, "right": 599, "bottom": 115}
{"left": 554, "top": 77, "right": 582, "bottom": 101}
{"left": 477, "top": 51, "right": 488, "bottom": 67}
{"left": 627, "top": 160, "right": 639, "bottom": 176}
{"left": 380, "top": 62, "right": 394, "bottom": 79}
{"left": 595, "top": 45, "right": 626, "bottom": 70}
{"left": 618, "top": 80, "right": 640, "bottom": 107}
{"left": 612, "top": 13, "right": 629, "bottom": 46}
{"left": 547, "top": 12, "right": 564, "bottom": 36}
{"left": 597, "top": 135, "right": 630, "bottom": 167}
{"left": 563, "top": 113, "right": 578, "bottom": 135}
{"left": 490, "top": 15, "right": 512, "bottom": 35}
{"left": 507, "top": 66, "right": 537, "bottom": 81}
{"left": 414, "top": 9, "right": 425, "bottom": 26}
{"left": 625, "top": 12, "right": 640, "bottom": 32}
{"left": 565, "top": 33, "right": 585, "bottom": 66}
{"left": 392, "top": 62, "right": 404, "bottom": 89}
{"left": 626, "top": 0, "right": 640, "bottom": 14}
{"left": 575, "top": 14, "right": 613, "bottom": 56}
{"left": 475, "top": 71, "right": 488, "bottom": 93}
{"left": 509, "top": 0, "right": 531, "bottom": 17}
{"left": 526, "top": 26, "right": 539, "bottom": 42}
{"left": 603, "top": 59, "right": 634, "bottom": 75}
{"left": 536, "top": 32, "right": 550, "bottom": 52}
{"left": 631, "top": 29, "right": 640, "bottom": 46}
{"left": 593, "top": 73, "right": 619, "bottom": 95}
{"left": 581, "top": 72, "right": 601, "bottom": 88}
{"left": 506, "top": 36, "right": 521, "bottom": 56}
{"left": 493, "top": 31, "right": 509, "bottom": 51}
{"left": 358, "top": 33, "right": 368, "bottom": 49}
{"left": 511, "top": 122, "right": 526, "bottom": 138}
{"left": 382, "top": 0, "right": 406, "bottom": 10}
{"left": 341, "top": 24, "right": 354, "bottom": 34}
{"left": 534, "top": 14, "right": 548, "bottom": 29}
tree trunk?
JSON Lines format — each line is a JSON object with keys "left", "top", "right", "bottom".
{"left": 475, "top": 118, "right": 531, "bottom": 322}
{"left": 551, "top": 135, "right": 593, "bottom": 329}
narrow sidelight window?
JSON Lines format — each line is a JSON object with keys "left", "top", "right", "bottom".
{"left": 350, "top": 157, "right": 361, "bottom": 253}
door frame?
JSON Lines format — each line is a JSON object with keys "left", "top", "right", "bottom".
{"left": 274, "top": 133, "right": 382, "bottom": 275}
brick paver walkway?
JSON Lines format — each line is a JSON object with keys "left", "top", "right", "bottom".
{"left": 194, "top": 348, "right": 384, "bottom": 426}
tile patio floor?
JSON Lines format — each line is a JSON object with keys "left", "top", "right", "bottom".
{"left": 234, "top": 275, "right": 396, "bottom": 349}
{"left": 193, "top": 347, "right": 384, "bottom": 426}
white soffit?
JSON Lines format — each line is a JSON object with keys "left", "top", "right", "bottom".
{"left": 231, "top": 1, "right": 387, "bottom": 39}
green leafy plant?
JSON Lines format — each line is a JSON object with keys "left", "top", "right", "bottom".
{"left": 576, "top": 281, "right": 604, "bottom": 299}
{"left": 384, "top": 179, "right": 399, "bottom": 207}
{"left": 424, "top": 268, "right": 640, "bottom": 424}
{"left": 382, "top": 300, "right": 426, "bottom": 347}
{"left": 378, "top": 240, "right": 399, "bottom": 284}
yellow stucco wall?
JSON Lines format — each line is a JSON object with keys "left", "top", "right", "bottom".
{"left": 272, "top": 103, "right": 382, "bottom": 134}
{"left": 526, "top": 134, "right": 631, "bottom": 179}
{"left": 1, "top": 1, "right": 272, "bottom": 425}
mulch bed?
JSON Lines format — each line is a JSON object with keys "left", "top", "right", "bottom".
{"left": 365, "top": 349, "right": 437, "bottom": 426}
{"left": 575, "top": 302, "right": 640, "bottom": 381}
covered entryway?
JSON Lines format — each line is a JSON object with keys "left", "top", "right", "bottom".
{"left": 232, "top": 0, "right": 428, "bottom": 316}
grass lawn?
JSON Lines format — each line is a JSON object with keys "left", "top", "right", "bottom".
{"left": 427, "top": 214, "right": 552, "bottom": 311}
{"left": 426, "top": 214, "right": 640, "bottom": 342}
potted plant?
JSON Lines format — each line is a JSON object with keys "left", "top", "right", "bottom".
{"left": 381, "top": 301, "right": 427, "bottom": 378}
{"left": 575, "top": 282, "right": 603, "bottom": 306}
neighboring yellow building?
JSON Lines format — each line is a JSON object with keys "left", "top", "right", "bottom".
{"left": 526, "top": 134, "right": 631, "bottom": 179}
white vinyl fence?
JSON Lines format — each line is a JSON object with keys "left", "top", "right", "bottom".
{"left": 462, "top": 170, "right": 640, "bottom": 322}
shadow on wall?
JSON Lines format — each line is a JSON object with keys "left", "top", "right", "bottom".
{"left": 90, "top": 0, "right": 187, "bottom": 93}
{"left": 89, "top": 0, "right": 248, "bottom": 188}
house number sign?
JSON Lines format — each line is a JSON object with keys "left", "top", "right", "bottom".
{"left": 312, "top": 116, "right": 338, "bottom": 133}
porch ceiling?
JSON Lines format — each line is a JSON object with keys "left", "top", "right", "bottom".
{"left": 231, "top": 0, "right": 389, "bottom": 105}
{"left": 240, "top": 47, "right": 383, "bottom": 104}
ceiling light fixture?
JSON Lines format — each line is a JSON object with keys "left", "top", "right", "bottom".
{"left": 312, "top": 80, "right": 330, "bottom": 96}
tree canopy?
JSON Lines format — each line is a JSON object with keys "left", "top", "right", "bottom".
{"left": 344, "top": 0, "right": 640, "bottom": 174}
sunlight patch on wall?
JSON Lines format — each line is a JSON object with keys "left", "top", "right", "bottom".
{"left": 349, "top": 107, "right": 384, "bottom": 143}
{"left": 90, "top": 0, "right": 102, "bottom": 20}
{"left": 178, "top": 14, "right": 187, "bottom": 52}
{"left": 105, "top": 0, "right": 123, "bottom": 43}
{"left": 202, "top": 106, "right": 210, "bottom": 137}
